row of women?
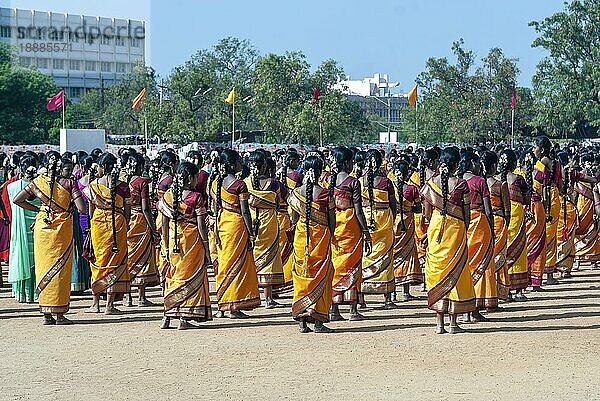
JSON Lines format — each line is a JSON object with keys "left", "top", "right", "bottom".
{"left": 0, "top": 135, "right": 597, "bottom": 333}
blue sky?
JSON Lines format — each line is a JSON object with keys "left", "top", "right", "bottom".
{"left": 6, "top": 0, "right": 565, "bottom": 91}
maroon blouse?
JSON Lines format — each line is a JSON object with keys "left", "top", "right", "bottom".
{"left": 466, "top": 175, "right": 489, "bottom": 210}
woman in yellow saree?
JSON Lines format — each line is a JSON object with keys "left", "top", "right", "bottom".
{"left": 14, "top": 152, "right": 86, "bottom": 325}
{"left": 360, "top": 149, "right": 397, "bottom": 308}
{"left": 574, "top": 153, "right": 600, "bottom": 269}
{"left": 84, "top": 153, "right": 131, "bottom": 315}
{"left": 483, "top": 151, "right": 511, "bottom": 302}
{"left": 155, "top": 151, "right": 178, "bottom": 285}
{"left": 328, "top": 147, "right": 372, "bottom": 322}
{"left": 392, "top": 159, "right": 422, "bottom": 301}
{"left": 556, "top": 154, "right": 580, "bottom": 278}
{"left": 273, "top": 149, "right": 303, "bottom": 295}
{"left": 422, "top": 147, "right": 475, "bottom": 334}
{"left": 288, "top": 155, "right": 335, "bottom": 333}
{"left": 246, "top": 150, "right": 285, "bottom": 307}
{"left": 125, "top": 153, "right": 159, "bottom": 306}
{"left": 500, "top": 150, "right": 530, "bottom": 301}
{"left": 159, "top": 162, "right": 212, "bottom": 330}
{"left": 211, "top": 149, "right": 261, "bottom": 318}
{"left": 532, "top": 136, "right": 562, "bottom": 287}
{"left": 461, "top": 150, "right": 497, "bottom": 320}
{"left": 410, "top": 148, "right": 439, "bottom": 292}
{"left": 525, "top": 150, "right": 547, "bottom": 291}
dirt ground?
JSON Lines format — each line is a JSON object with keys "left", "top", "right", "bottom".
{"left": 0, "top": 266, "right": 599, "bottom": 401}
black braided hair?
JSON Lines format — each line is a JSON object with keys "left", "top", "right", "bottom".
{"left": 499, "top": 149, "right": 517, "bottom": 184}
{"left": 43, "top": 151, "right": 60, "bottom": 225}
{"left": 216, "top": 149, "right": 241, "bottom": 221}
{"left": 393, "top": 160, "right": 410, "bottom": 231}
{"left": 536, "top": 135, "right": 554, "bottom": 220}
{"left": 557, "top": 152, "right": 570, "bottom": 231}
{"left": 366, "top": 149, "right": 382, "bottom": 231}
{"left": 329, "top": 147, "right": 345, "bottom": 200}
{"left": 98, "top": 153, "right": 119, "bottom": 253}
{"left": 19, "top": 155, "right": 37, "bottom": 181}
{"left": 248, "top": 150, "right": 267, "bottom": 236}
{"left": 171, "top": 170, "right": 182, "bottom": 254}
{"left": 354, "top": 150, "right": 367, "bottom": 178}
{"left": 439, "top": 147, "right": 461, "bottom": 217}
{"left": 149, "top": 158, "right": 160, "bottom": 199}
{"left": 302, "top": 156, "right": 324, "bottom": 253}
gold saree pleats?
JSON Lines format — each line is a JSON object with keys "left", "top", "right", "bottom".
{"left": 507, "top": 200, "right": 528, "bottom": 290}
{"left": 127, "top": 208, "right": 159, "bottom": 287}
{"left": 467, "top": 210, "right": 497, "bottom": 309}
{"left": 331, "top": 208, "right": 362, "bottom": 305}
{"left": 87, "top": 182, "right": 130, "bottom": 295}
{"left": 29, "top": 176, "right": 74, "bottom": 313}
{"left": 557, "top": 196, "right": 578, "bottom": 273}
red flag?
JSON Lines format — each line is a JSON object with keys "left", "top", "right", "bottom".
{"left": 510, "top": 86, "right": 516, "bottom": 111}
{"left": 46, "top": 89, "right": 64, "bottom": 111}
{"left": 312, "top": 86, "right": 321, "bottom": 105}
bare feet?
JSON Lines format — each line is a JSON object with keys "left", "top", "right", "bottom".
{"left": 43, "top": 315, "right": 56, "bottom": 325}
{"left": 435, "top": 325, "right": 447, "bottom": 334}
{"left": 55, "top": 316, "right": 74, "bottom": 325}
{"left": 314, "top": 322, "right": 334, "bottom": 333}
{"left": 298, "top": 325, "right": 312, "bottom": 333}
{"left": 138, "top": 299, "right": 156, "bottom": 307}
{"left": 349, "top": 312, "right": 366, "bottom": 321}
{"left": 546, "top": 276, "right": 559, "bottom": 285}
{"left": 358, "top": 303, "right": 368, "bottom": 311}
{"left": 531, "top": 286, "right": 546, "bottom": 292}
{"left": 383, "top": 301, "right": 400, "bottom": 310}
{"left": 514, "top": 292, "right": 528, "bottom": 302}
{"left": 402, "top": 293, "right": 418, "bottom": 302}
{"left": 472, "top": 311, "right": 488, "bottom": 323}
{"left": 160, "top": 317, "right": 171, "bottom": 329}
{"left": 449, "top": 325, "right": 466, "bottom": 334}
{"left": 229, "top": 310, "right": 249, "bottom": 319}
{"left": 122, "top": 294, "right": 133, "bottom": 307}
{"left": 329, "top": 312, "right": 346, "bottom": 322}
{"left": 178, "top": 319, "right": 195, "bottom": 330}
{"left": 104, "top": 306, "right": 123, "bottom": 315}
{"left": 265, "top": 300, "right": 284, "bottom": 309}
{"left": 213, "top": 310, "right": 225, "bottom": 318}
{"left": 84, "top": 305, "right": 101, "bottom": 314}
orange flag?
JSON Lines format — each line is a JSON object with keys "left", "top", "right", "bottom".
{"left": 407, "top": 85, "right": 417, "bottom": 108}
{"left": 132, "top": 88, "right": 146, "bottom": 110}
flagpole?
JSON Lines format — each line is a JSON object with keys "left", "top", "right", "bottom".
{"left": 144, "top": 114, "right": 149, "bottom": 150}
{"left": 511, "top": 107, "right": 515, "bottom": 148}
{"left": 415, "top": 96, "right": 418, "bottom": 146}
{"left": 62, "top": 94, "right": 65, "bottom": 130}
{"left": 232, "top": 100, "right": 235, "bottom": 149}
{"left": 319, "top": 102, "right": 323, "bottom": 147}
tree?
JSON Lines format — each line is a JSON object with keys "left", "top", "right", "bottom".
{"left": 0, "top": 43, "right": 63, "bottom": 144}
{"left": 530, "top": 0, "right": 600, "bottom": 138}
{"left": 403, "top": 39, "right": 533, "bottom": 144}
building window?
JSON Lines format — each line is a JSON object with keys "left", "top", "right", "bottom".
{"left": 0, "top": 26, "right": 11, "bottom": 38}
{"left": 52, "top": 59, "right": 65, "bottom": 70}
{"left": 100, "top": 61, "right": 112, "bottom": 72}
{"left": 19, "top": 57, "right": 31, "bottom": 66}
{"left": 101, "top": 35, "right": 112, "bottom": 45}
{"left": 116, "top": 62, "right": 128, "bottom": 73}
{"left": 69, "top": 87, "right": 83, "bottom": 99}
{"left": 69, "top": 32, "right": 79, "bottom": 43}
{"left": 130, "top": 37, "right": 140, "bottom": 47}
{"left": 115, "top": 36, "right": 125, "bottom": 46}
{"left": 36, "top": 58, "right": 48, "bottom": 69}
{"left": 85, "top": 61, "right": 96, "bottom": 71}
{"left": 69, "top": 59, "right": 80, "bottom": 70}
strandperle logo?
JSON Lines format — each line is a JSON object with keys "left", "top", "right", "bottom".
{"left": 10, "top": 20, "right": 145, "bottom": 45}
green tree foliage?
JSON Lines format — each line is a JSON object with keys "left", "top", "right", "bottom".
{"left": 530, "top": 0, "right": 600, "bottom": 138}
{"left": 0, "top": 43, "right": 63, "bottom": 144}
{"left": 403, "top": 39, "right": 534, "bottom": 144}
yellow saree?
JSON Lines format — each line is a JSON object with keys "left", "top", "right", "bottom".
{"left": 557, "top": 193, "right": 578, "bottom": 273}
{"left": 422, "top": 180, "right": 475, "bottom": 314}
{"left": 331, "top": 177, "right": 363, "bottom": 305}
{"left": 288, "top": 188, "right": 334, "bottom": 323}
{"left": 410, "top": 171, "right": 428, "bottom": 267}
{"left": 159, "top": 190, "right": 212, "bottom": 320}
{"left": 26, "top": 176, "right": 76, "bottom": 313}
{"left": 392, "top": 180, "right": 422, "bottom": 285}
{"left": 245, "top": 177, "right": 284, "bottom": 287}
{"left": 127, "top": 176, "right": 159, "bottom": 287}
{"left": 574, "top": 181, "right": 600, "bottom": 263}
{"left": 212, "top": 180, "right": 261, "bottom": 312}
{"left": 507, "top": 178, "right": 529, "bottom": 290}
{"left": 360, "top": 178, "right": 395, "bottom": 294}
{"left": 86, "top": 181, "right": 130, "bottom": 295}
{"left": 490, "top": 181, "right": 510, "bottom": 300}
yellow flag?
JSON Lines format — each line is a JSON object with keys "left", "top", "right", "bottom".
{"left": 225, "top": 88, "right": 235, "bottom": 104}
{"left": 131, "top": 88, "right": 146, "bottom": 110}
{"left": 407, "top": 85, "right": 417, "bottom": 108}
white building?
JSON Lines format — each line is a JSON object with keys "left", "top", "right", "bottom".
{"left": 0, "top": 7, "right": 145, "bottom": 101}
{"left": 335, "top": 73, "right": 408, "bottom": 124}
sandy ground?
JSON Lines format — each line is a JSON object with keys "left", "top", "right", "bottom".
{"left": 0, "top": 266, "right": 599, "bottom": 401}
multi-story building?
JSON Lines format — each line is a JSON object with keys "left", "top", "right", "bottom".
{"left": 0, "top": 7, "right": 145, "bottom": 101}
{"left": 335, "top": 73, "right": 409, "bottom": 124}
